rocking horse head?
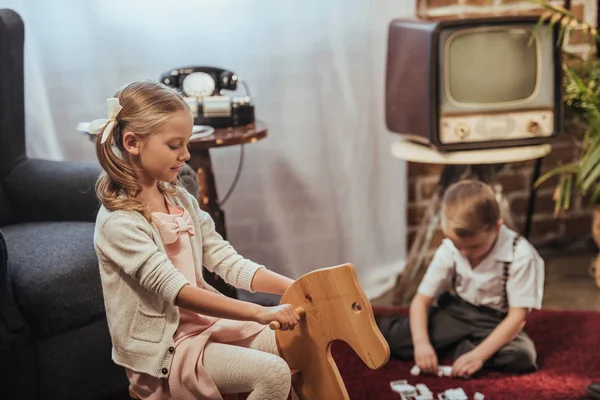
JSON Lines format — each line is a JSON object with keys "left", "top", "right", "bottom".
{"left": 274, "top": 263, "right": 390, "bottom": 400}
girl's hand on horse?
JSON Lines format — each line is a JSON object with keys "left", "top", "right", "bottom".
{"left": 255, "top": 304, "right": 301, "bottom": 330}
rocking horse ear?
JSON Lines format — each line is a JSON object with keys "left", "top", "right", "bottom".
{"left": 274, "top": 263, "right": 390, "bottom": 399}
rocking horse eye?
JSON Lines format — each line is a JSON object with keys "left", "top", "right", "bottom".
{"left": 352, "top": 302, "right": 362, "bottom": 313}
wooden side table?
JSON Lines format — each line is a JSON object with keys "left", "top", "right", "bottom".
{"left": 188, "top": 120, "right": 268, "bottom": 299}
{"left": 391, "top": 137, "right": 551, "bottom": 305}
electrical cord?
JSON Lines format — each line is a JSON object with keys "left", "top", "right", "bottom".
{"left": 218, "top": 76, "right": 251, "bottom": 207}
{"left": 219, "top": 144, "right": 245, "bottom": 206}
{"left": 239, "top": 78, "right": 252, "bottom": 98}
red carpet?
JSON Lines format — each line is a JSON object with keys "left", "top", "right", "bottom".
{"left": 329, "top": 307, "right": 600, "bottom": 400}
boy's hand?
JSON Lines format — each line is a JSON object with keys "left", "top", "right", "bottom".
{"left": 452, "top": 351, "right": 484, "bottom": 378}
{"left": 414, "top": 341, "right": 438, "bottom": 374}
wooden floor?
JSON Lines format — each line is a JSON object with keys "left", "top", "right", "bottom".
{"left": 371, "top": 248, "right": 600, "bottom": 310}
{"left": 540, "top": 250, "right": 600, "bottom": 310}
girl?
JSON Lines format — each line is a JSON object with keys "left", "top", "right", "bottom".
{"left": 91, "top": 80, "right": 301, "bottom": 400}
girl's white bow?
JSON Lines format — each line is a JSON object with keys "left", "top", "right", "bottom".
{"left": 88, "top": 98, "right": 123, "bottom": 144}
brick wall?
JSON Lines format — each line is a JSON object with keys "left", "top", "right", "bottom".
{"left": 407, "top": 0, "right": 598, "bottom": 251}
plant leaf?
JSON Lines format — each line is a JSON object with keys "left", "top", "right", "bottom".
{"left": 528, "top": 0, "right": 599, "bottom": 46}
{"left": 535, "top": 163, "right": 578, "bottom": 189}
{"left": 591, "top": 181, "right": 600, "bottom": 205}
{"left": 579, "top": 136, "right": 600, "bottom": 181}
{"left": 581, "top": 158, "right": 600, "bottom": 192}
{"left": 564, "top": 174, "right": 573, "bottom": 210}
{"left": 555, "top": 175, "right": 567, "bottom": 215}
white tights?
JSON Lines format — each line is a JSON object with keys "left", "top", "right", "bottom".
{"left": 203, "top": 327, "right": 296, "bottom": 400}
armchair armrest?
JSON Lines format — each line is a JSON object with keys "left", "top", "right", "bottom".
{"left": 4, "top": 158, "right": 102, "bottom": 223}
{"left": 0, "top": 226, "right": 37, "bottom": 400}
{"left": 0, "top": 228, "right": 26, "bottom": 334}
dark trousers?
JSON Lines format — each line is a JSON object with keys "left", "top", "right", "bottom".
{"left": 378, "top": 292, "right": 537, "bottom": 373}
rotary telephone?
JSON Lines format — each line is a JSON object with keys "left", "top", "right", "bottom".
{"left": 160, "top": 66, "right": 255, "bottom": 128}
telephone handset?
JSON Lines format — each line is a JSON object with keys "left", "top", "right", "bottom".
{"left": 160, "top": 66, "right": 254, "bottom": 128}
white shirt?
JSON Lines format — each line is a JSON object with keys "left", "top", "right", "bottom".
{"left": 417, "top": 225, "right": 545, "bottom": 312}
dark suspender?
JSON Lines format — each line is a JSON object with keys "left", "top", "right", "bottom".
{"left": 501, "top": 235, "right": 521, "bottom": 310}
{"left": 451, "top": 234, "right": 521, "bottom": 311}
{"left": 451, "top": 261, "right": 456, "bottom": 290}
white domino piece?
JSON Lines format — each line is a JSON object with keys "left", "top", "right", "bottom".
{"left": 473, "top": 392, "right": 485, "bottom": 400}
{"left": 410, "top": 365, "right": 421, "bottom": 376}
{"left": 410, "top": 364, "right": 452, "bottom": 377}
{"left": 444, "top": 388, "right": 468, "bottom": 400}
{"left": 390, "top": 380, "right": 417, "bottom": 398}
{"left": 416, "top": 384, "right": 432, "bottom": 395}
{"left": 415, "top": 383, "right": 434, "bottom": 400}
{"left": 437, "top": 365, "right": 453, "bottom": 377}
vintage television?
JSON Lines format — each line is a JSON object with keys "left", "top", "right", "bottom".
{"left": 385, "top": 16, "right": 562, "bottom": 151}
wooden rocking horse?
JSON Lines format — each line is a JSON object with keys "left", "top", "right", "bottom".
{"left": 269, "top": 263, "right": 391, "bottom": 400}
{"left": 128, "top": 263, "right": 389, "bottom": 400}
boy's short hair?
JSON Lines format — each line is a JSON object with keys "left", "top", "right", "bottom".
{"left": 441, "top": 180, "right": 500, "bottom": 238}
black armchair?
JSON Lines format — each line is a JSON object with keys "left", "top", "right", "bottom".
{"left": 0, "top": 9, "right": 199, "bottom": 400}
{"left": 0, "top": 9, "right": 126, "bottom": 400}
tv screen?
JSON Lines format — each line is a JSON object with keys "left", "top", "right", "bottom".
{"left": 447, "top": 28, "right": 538, "bottom": 104}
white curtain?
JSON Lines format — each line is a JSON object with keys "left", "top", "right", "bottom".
{"left": 4, "top": 0, "right": 412, "bottom": 302}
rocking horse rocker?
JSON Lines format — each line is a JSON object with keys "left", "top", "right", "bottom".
{"left": 269, "top": 263, "right": 391, "bottom": 400}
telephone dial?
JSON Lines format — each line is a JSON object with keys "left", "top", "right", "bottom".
{"left": 160, "top": 66, "right": 255, "bottom": 129}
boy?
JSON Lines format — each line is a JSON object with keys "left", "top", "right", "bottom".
{"left": 378, "top": 180, "right": 544, "bottom": 378}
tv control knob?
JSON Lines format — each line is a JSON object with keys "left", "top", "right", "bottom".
{"left": 527, "top": 120, "right": 542, "bottom": 134}
{"left": 454, "top": 122, "right": 470, "bottom": 139}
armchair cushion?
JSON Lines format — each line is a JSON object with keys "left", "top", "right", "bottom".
{"left": 3, "top": 221, "right": 104, "bottom": 338}
{"left": 4, "top": 158, "right": 101, "bottom": 224}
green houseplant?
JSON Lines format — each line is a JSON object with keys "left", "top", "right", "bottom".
{"left": 532, "top": 1, "right": 600, "bottom": 285}
{"left": 532, "top": 2, "right": 600, "bottom": 214}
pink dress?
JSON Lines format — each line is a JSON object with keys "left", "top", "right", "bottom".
{"left": 126, "top": 201, "right": 265, "bottom": 400}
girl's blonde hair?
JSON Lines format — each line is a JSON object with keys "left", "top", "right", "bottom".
{"left": 94, "top": 80, "right": 190, "bottom": 221}
{"left": 441, "top": 179, "right": 500, "bottom": 238}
